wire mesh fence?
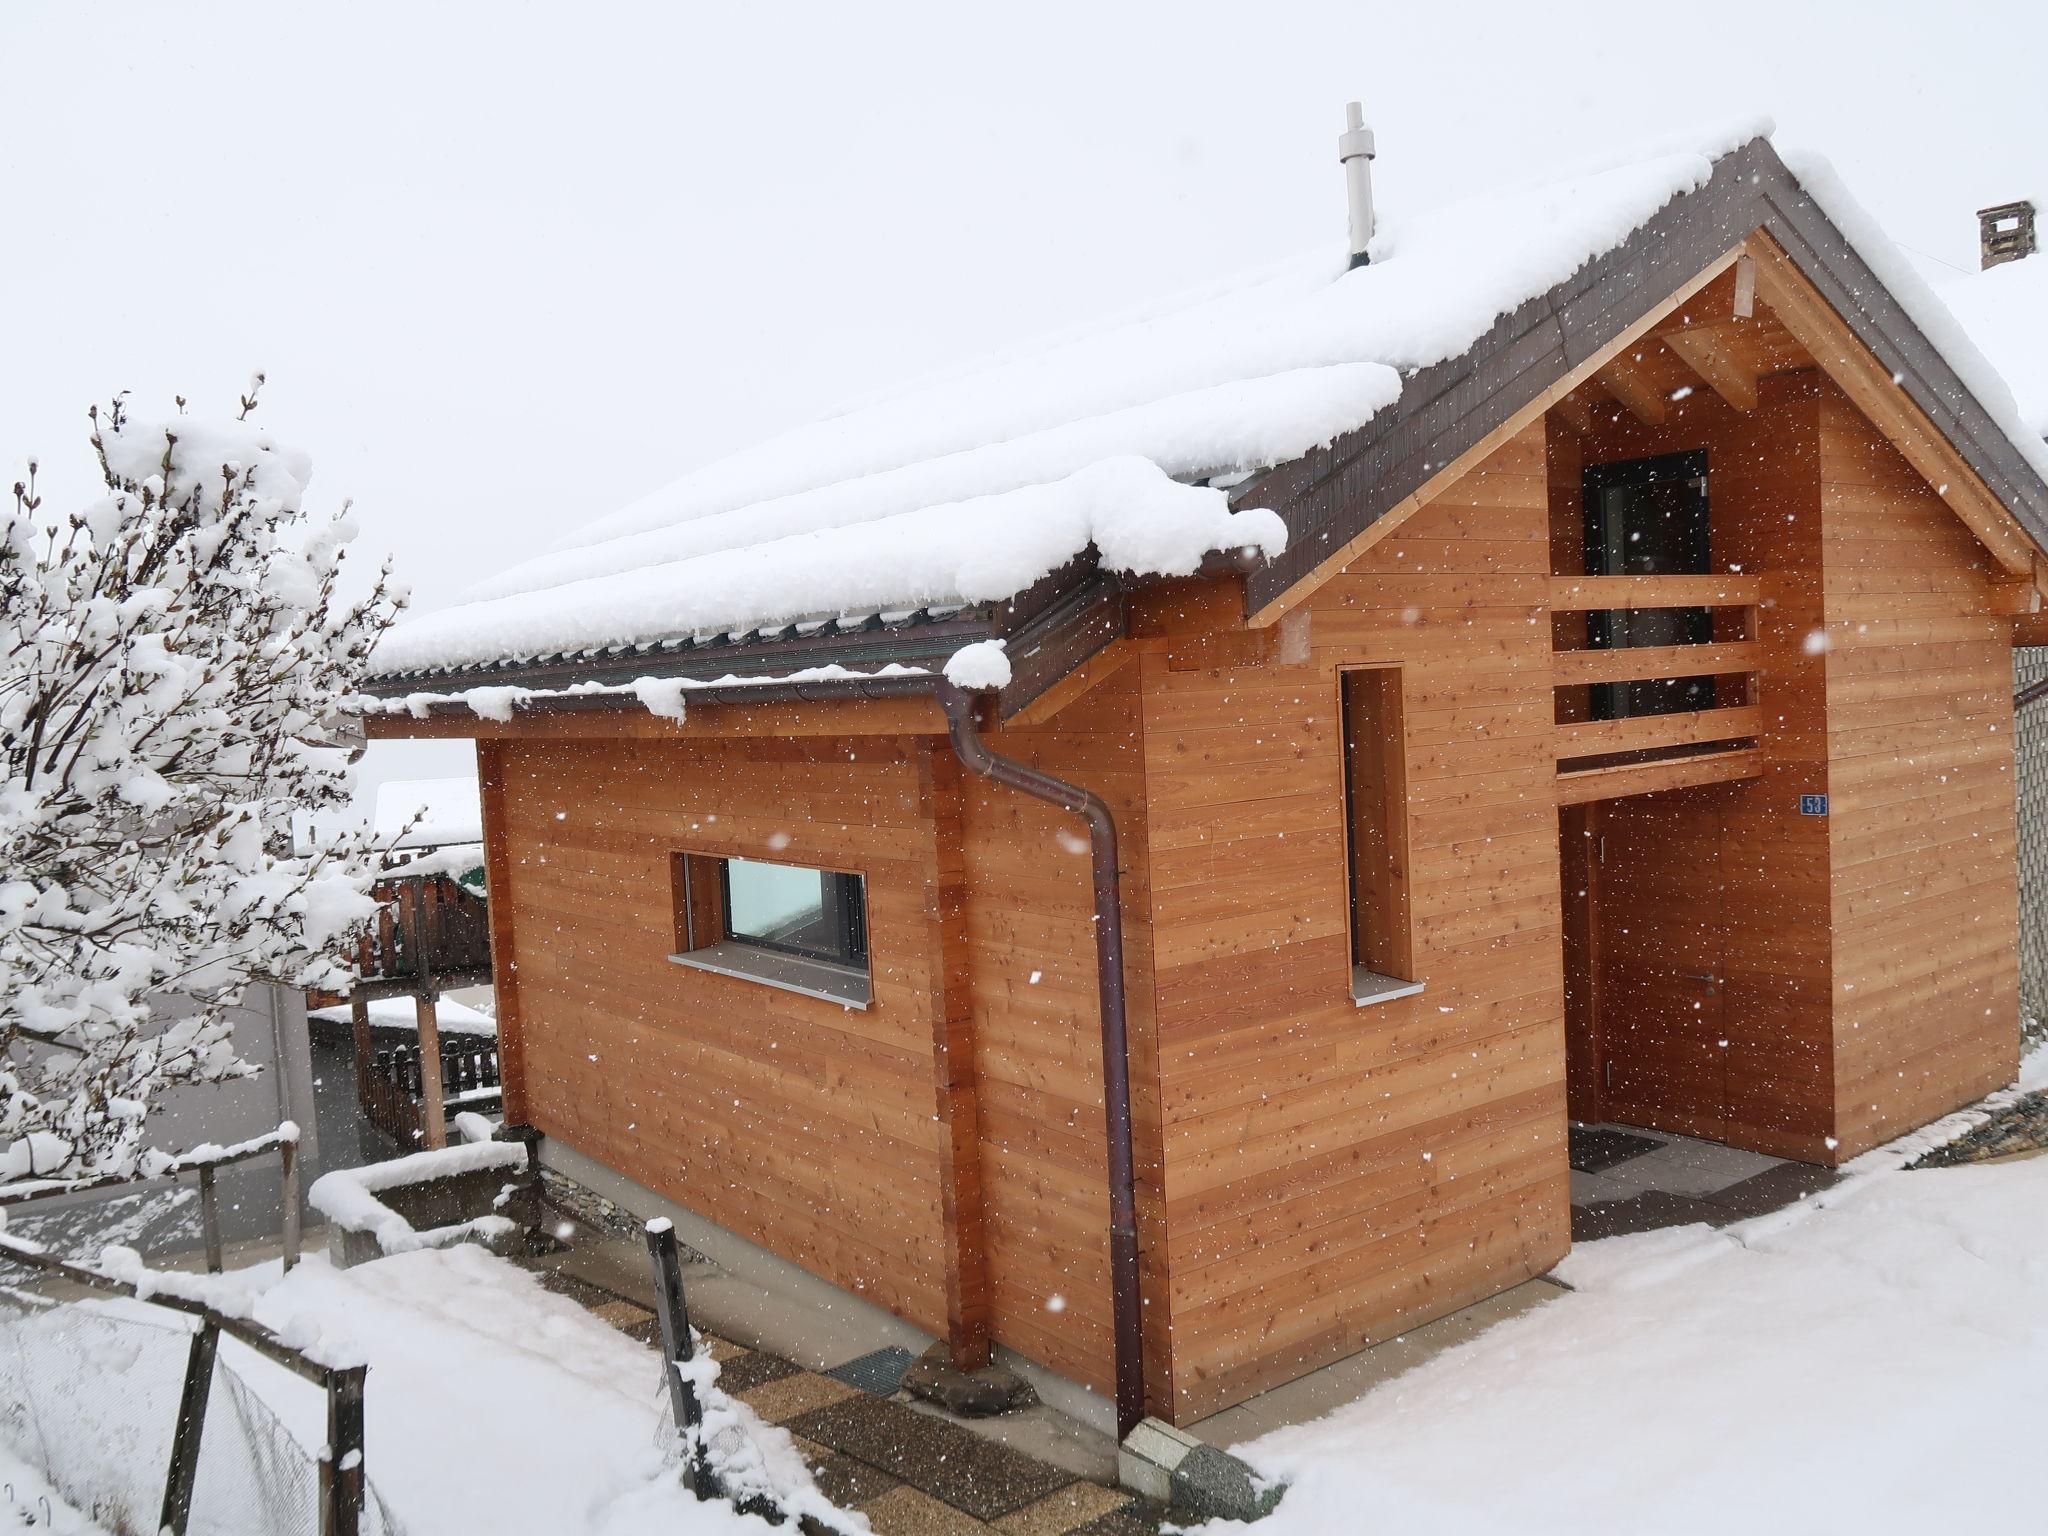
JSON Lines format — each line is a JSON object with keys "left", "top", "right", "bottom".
{"left": 2016, "top": 647, "right": 2048, "bottom": 1046}
{"left": 0, "top": 1281, "right": 405, "bottom": 1534}
{"left": 0, "top": 1290, "right": 191, "bottom": 1532}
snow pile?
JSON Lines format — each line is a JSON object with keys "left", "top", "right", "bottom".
{"left": 1935, "top": 246, "right": 2048, "bottom": 441}
{"left": 241, "top": 1244, "right": 856, "bottom": 1534}
{"left": 372, "top": 775, "right": 482, "bottom": 848}
{"left": 379, "top": 839, "right": 486, "bottom": 884}
{"left": 306, "top": 1140, "right": 525, "bottom": 1256}
{"left": 368, "top": 659, "right": 936, "bottom": 720}
{"left": 378, "top": 456, "right": 1283, "bottom": 675}
{"left": 1782, "top": 149, "right": 2048, "bottom": 488}
{"left": 309, "top": 994, "right": 496, "bottom": 1037}
{"left": 943, "top": 639, "right": 1011, "bottom": 691}
{"left": 374, "top": 121, "right": 1778, "bottom": 678}
{"left": 1221, "top": 1053, "right": 2048, "bottom": 1536}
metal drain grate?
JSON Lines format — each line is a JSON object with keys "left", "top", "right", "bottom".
{"left": 823, "top": 1345, "right": 916, "bottom": 1397}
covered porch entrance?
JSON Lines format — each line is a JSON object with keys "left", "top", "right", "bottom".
{"left": 1557, "top": 783, "right": 1840, "bottom": 1239}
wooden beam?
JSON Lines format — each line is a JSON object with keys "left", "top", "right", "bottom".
{"left": 1733, "top": 254, "right": 1756, "bottom": 318}
{"left": 1551, "top": 641, "right": 1759, "bottom": 686}
{"left": 475, "top": 738, "right": 527, "bottom": 1126}
{"left": 2012, "top": 611, "right": 2048, "bottom": 647}
{"left": 1003, "top": 639, "right": 1133, "bottom": 727}
{"left": 1555, "top": 704, "right": 1763, "bottom": 758}
{"left": 1594, "top": 351, "right": 1668, "bottom": 425}
{"left": 1556, "top": 746, "right": 1764, "bottom": 806}
{"left": 1660, "top": 325, "right": 1760, "bottom": 412}
{"left": 1551, "top": 390, "right": 1599, "bottom": 437}
{"left": 1548, "top": 574, "right": 1761, "bottom": 610}
{"left": 1745, "top": 231, "right": 2038, "bottom": 576}
{"left": 918, "top": 742, "right": 991, "bottom": 1370}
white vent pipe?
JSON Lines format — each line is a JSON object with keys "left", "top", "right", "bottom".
{"left": 1339, "top": 102, "right": 1376, "bottom": 268}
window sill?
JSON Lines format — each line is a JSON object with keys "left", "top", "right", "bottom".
{"left": 1352, "top": 967, "right": 1425, "bottom": 1008}
{"left": 668, "top": 942, "right": 872, "bottom": 1009}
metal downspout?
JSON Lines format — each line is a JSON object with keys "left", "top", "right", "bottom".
{"left": 933, "top": 680, "right": 1147, "bottom": 1440}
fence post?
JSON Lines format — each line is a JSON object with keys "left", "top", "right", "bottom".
{"left": 196, "top": 1162, "right": 224, "bottom": 1274}
{"left": 644, "top": 1219, "right": 712, "bottom": 1498}
{"left": 320, "top": 1364, "right": 367, "bottom": 1536}
{"left": 160, "top": 1320, "right": 219, "bottom": 1536}
{"left": 280, "top": 1134, "right": 302, "bottom": 1273}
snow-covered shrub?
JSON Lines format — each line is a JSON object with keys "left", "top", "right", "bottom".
{"left": 0, "top": 383, "right": 402, "bottom": 1186}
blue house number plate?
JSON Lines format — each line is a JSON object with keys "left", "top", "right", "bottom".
{"left": 1798, "top": 794, "right": 1829, "bottom": 816}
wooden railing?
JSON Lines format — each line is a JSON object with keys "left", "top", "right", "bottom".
{"left": 374, "top": 1041, "right": 501, "bottom": 1103}
{"left": 362, "top": 1041, "right": 502, "bottom": 1148}
{"left": 1549, "top": 576, "right": 1767, "bottom": 804}
{"left": 349, "top": 874, "right": 492, "bottom": 998}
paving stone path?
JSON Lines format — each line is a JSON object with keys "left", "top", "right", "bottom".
{"left": 546, "top": 1270, "right": 1162, "bottom": 1535}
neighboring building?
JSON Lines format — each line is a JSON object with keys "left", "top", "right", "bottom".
{"left": 360, "top": 126, "right": 2048, "bottom": 1432}
{"left": 308, "top": 774, "right": 497, "bottom": 1152}
{"left": 11, "top": 984, "right": 320, "bottom": 1255}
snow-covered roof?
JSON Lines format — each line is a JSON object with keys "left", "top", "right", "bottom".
{"left": 1939, "top": 250, "right": 2048, "bottom": 442}
{"left": 370, "top": 117, "right": 2048, "bottom": 690}
{"left": 371, "top": 776, "right": 482, "bottom": 848}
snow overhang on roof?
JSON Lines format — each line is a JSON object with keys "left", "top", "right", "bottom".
{"left": 366, "top": 119, "right": 2048, "bottom": 722}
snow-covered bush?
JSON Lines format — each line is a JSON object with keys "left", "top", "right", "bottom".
{"left": 0, "top": 383, "right": 402, "bottom": 1186}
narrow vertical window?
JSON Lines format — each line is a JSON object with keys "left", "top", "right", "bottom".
{"left": 1343, "top": 667, "right": 1421, "bottom": 1005}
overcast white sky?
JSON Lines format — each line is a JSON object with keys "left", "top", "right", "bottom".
{"left": 5, "top": 1, "right": 2044, "bottom": 801}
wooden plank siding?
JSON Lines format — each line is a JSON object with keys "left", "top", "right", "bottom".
{"left": 486, "top": 734, "right": 975, "bottom": 1351}
{"left": 1816, "top": 384, "right": 2021, "bottom": 1155}
{"left": 1140, "top": 421, "right": 1571, "bottom": 1422}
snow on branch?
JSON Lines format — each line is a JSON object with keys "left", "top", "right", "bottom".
{"left": 1, "top": 386, "right": 403, "bottom": 1188}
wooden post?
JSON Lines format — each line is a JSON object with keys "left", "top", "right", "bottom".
{"left": 319, "top": 1364, "right": 367, "bottom": 1536}
{"left": 349, "top": 992, "right": 374, "bottom": 1113}
{"left": 160, "top": 1320, "right": 219, "bottom": 1536}
{"left": 408, "top": 878, "right": 449, "bottom": 1150}
{"left": 280, "top": 1135, "right": 302, "bottom": 1273}
{"left": 476, "top": 738, "right": 527, "bottom": 1125}
{"left": 196, "top": 1163, "right": 224, "bottom": 1274}
{"left": 644, "top": 1220, "right": 712, "bottom": 1498}
{"left": 413, "top": 990, "right": 448, "bottom": 1149}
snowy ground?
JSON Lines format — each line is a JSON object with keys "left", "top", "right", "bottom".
{"left": 0, "top": 1440, "right": 98, "bottom": 1534}
{"left": 9, "top": 1054, "right": 2048, "bottom": 1534}
{"left": 236, "top": 1244, "right": 815, "bottom": 1535}
{"left": 1227, "top": 1048, "right": 2048, "bottom": 1536}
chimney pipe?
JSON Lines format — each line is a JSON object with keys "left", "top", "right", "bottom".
{"left": 1339, "top": 102, "right": 1376, "bottom": 269}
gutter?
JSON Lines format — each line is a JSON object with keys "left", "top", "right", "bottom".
{"left": 389, "top": 669, "right": 1149, "bottom": 1435}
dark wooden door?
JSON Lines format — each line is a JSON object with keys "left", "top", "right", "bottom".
{"left": 1593, "top": 796, "right": 1729, "bottom": 1139}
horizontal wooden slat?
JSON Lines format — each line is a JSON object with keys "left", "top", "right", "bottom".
{"left": 1554, "top": 704, "right": 1763, "bottom": 758}
{"left": 1547, "top": 575, "right": 1761, "bottom": 610}
{"left": 1550, "top": 641, "right": 1759, "bottom": 685}
{"left": 1554, "top": 746, "right": 1765, "bottom": 805}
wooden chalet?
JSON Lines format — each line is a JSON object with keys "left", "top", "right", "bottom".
{"left": 361, "top": 130, "right": 2048, "bottom": 1435}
